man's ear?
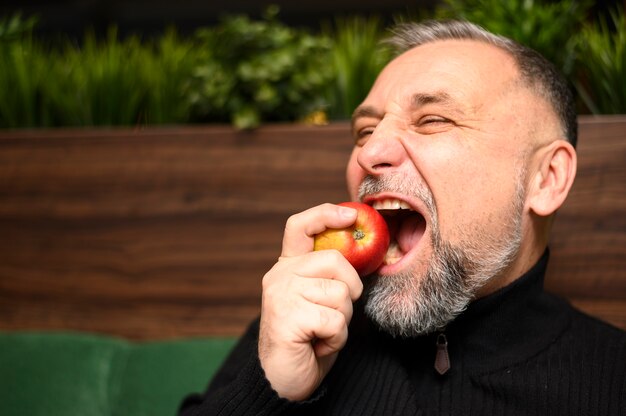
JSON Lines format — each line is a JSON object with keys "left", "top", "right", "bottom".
{"left": 528, "top": 140, "right": 577, "bottom": 217}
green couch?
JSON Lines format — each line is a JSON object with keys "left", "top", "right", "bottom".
{"left": 0, "top": 332, "right": 236, "bottom": 416}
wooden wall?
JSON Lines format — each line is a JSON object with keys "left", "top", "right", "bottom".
{"left": 0, "top": 117, "right": 624, "bottom": 340}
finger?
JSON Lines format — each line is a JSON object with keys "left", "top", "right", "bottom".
{"left": 281, "top": 203, "right": 357, "bottom": 258}
{"left": 284, "top": 250, "right": 363, "bottom": 301}
{"left": 312, "top": 306, "right": 348, "bottom": 358}
{"left": 300, "top": 277, "right": 354, "bottom": 323}
{"left": 299, "top": 304, "right": 349, "bottom": 358}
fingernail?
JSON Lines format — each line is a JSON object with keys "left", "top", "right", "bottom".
{"left": 339, "top": 207, "right": 357, "bottom": 219}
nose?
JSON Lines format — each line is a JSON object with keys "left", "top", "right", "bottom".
{"left": 356, "top": 121, "right": 406, "bottom": 175}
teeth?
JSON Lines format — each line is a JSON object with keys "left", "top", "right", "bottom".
{"left": 383, "top": 242, "right": 403, "bottom": 265}
{"left": 372, "top": 198, "right": 412, "bottom": 211}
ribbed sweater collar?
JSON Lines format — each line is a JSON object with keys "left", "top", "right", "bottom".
{"left": 444, "top": 249, "right": 570, "bottom": 373}
{"left": 355, "top": 250, "right": 571, "bottom": 374}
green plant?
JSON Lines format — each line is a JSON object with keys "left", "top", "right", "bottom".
{"left": 48, "top": 27, "right": 204, "bottom": 126}
{"left": 574, "top": 8, "right": 626, "bottom": 114}
{"left": 139, "top": 28, "right": 206, "bottom": 124}
{"left": 0, "top": 13, "right": 53, "bottom": 128}
{"left": 46, "top": 28, "right": 150, "bottom": 126}
{"left": 0, "top": 12, "right": 37, "bottom": 41}
{"left": 5, "top": 2, "right": 621, "bottom": 129}
{"left": 0, "top": 18, "right": 207, "bottom": 128}
{"left": 437, "top": 0, "right": 591, "bottom": 76}
{"left": 323, "top": 16, "right": 392, "bottom": 119}
{"left": 186, "top": 6, "right": 333, "bottom": 129}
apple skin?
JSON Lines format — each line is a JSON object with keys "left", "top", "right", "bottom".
{"left": 314, "top": 202, "right": 390, "bottom": 276}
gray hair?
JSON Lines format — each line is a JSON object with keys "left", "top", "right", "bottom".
{"left": 386, "top": 20, "right": 578, "bottom": 148}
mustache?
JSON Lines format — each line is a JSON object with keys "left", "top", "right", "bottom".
{"left": 357, "top": 174, "right": 437, "bottom": 219}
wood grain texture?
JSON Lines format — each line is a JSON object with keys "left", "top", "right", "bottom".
{"left": 0, "top": 117, "right": 624, "bottom": 339}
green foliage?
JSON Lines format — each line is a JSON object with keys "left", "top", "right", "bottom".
{"left": 323, "top": 16, "right": 392, "bottom": 119}
{"left": 2, "top": 3, "right": 626, "bottom": 129}
{"left": 0, "top": 13, "right": 37, "bottom": 41}
{"left": 574, "top": 8, "right": 626, "bottom": 114}
{"left": 44, "top": 27, "right": 204, "bottom": 126}
{"left": 52, "top": 28, "right": 150, "bottom": 126}
{"left": 438, "top": 0, "right": 591, "bottom": 76}
{"left": 145, "top": 29, "right": 206, "bottom": 124}
{"left": 0, "top": 15, "right": 203, "bottom": 128}
{"left": 0, "top": 13, "right": 51, "bottom": 127}
{"left": 186, "top": 7, "right": 333, "bottom": 129}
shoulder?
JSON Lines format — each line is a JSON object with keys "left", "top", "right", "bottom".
{"left": 565, "top": 302, "right": 626, "bottom": 342}
{"left": 554, "top": 299, "right": 626, "bottom": 371}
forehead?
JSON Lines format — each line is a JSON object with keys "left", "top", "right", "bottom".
{"left": 365, "top": 39, "right": 520, "bottom": 111}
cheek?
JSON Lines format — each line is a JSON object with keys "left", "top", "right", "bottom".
{"left": 438, "top": 162, "right": 520, "bottom": 239}
{"left": 346, "top": 149, "right": 364, "bottom": 201}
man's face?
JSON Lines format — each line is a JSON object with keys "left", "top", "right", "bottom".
{"left": 347, "top": 40, "right": 548, "bottom": 336}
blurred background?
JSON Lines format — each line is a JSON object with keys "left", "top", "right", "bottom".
{"left": 0, "top": 0, "right": 625, "bottom": 129}
{"left": 0, "top": 3, "right": 624, "bottom": 414}
{"left": 0, "top": 0, "right": 441, "bottom": 37}
{"left": 1, "top": 0, "right": 622, "bottom": 36}
{"left": 0, "top": 0, "right": 625, "bottom": 347}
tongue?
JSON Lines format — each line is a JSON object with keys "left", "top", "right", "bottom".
{"left": 396, "top": 215, "right": 425, "bottom": 254}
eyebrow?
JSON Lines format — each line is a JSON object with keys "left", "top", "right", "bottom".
{"left": 411, "top": 91, "right": 463, "bottom": 112}
{"left": 351, "top": 91, "right": 465, "bottom": 128}
{"left": 351, "top": 105, "right": 382, "bottom": 129}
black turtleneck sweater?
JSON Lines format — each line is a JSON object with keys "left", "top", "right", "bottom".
{"left": 179, "top": 252, "right": 626, "bottom": 415}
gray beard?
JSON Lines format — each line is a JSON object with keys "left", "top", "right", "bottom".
{"left": 359, "top": 173, "right": 524, "bottom": 338}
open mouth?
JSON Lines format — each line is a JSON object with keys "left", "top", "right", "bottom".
{"left": 370, "top": 198, "right": 427, "bottom": 270}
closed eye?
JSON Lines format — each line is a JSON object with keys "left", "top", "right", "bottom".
{"left": 354, "top": 127, "right": 375, "bottom": 146}
{"left": 419, "top": 115, "right": 450, "bottom": 125}
{"left": 415, "top": 115, "right": 454, "bottom": 134}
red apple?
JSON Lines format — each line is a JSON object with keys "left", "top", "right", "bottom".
{"left": 314, "top": 202, "right": 390, "bottom": 276}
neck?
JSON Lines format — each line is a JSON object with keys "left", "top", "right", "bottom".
{"left": 474, "top": 244, "right": 546, "bottom": 299}
{"left": 444, "top": 249, "right": 570, "bottom": 373}
{"left": 475, "top": 213, "right": 550, "bottom": 298}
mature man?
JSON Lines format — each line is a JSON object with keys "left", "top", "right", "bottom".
{"left": 180, "top": 20, "right": 626, "bottom": 415}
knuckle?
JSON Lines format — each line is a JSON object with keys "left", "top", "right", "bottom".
{"left": 317, "top": 307, "right": 331, "bottom": 328}
{"left": 320, "top": 308, "right": 346, "bottom": 331}
{"left": 332, "top": 313, "right": 348, "bottom": 334}
{"left": 261, "top": 270, "right": 282, "bottom": 295}
{"left": 352, "top": 280, "right": 364, "bottom": 299}
{"left": 324, "top": 249, "right": 346, "bottom": 264}
{"left": 261, "top": 273, "right": 284, "bottom": 305}
{"left": 317, "top": 277, "right": 349, "bottom": 302}
{"left": 284, "top": 212, "right": 303, "bottom": 232}
{"left": 317, "top": 277, "right": 333, "bottom": 295}
{"left": 261, "top": 259, "right": 291, "bottom": 292}
{"left": 333, "top": 281, "right": 350, "bottom": 300}
{"left": 261, "top": 271, "right": 273, "bottom": 291}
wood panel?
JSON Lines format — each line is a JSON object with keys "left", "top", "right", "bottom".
{"left": 545, "top": 116, "right": 626, "bottom": 330}
{"left": 0, "top": 118, "right": 624, "bottom": 339}
{"left": 0, "top": 124, "right": 353, "bottom": 339}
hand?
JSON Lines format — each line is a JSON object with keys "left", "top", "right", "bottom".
{"left": 258, "top": 203, "right": 363, "bottom": 401}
